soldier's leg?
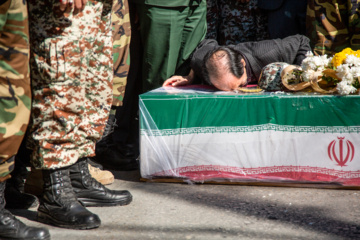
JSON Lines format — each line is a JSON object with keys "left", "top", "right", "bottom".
{"left": 175, "top": 0, "right": 207, "bottom": 76}
{"left": 0, "top": 0, "right": 50, "bottom": 239}
{"left": 94, "top": 0, "right": 139, "bottom": 171}
{"left": 111, "top": 0, "right": 142, "bottom": 170}
{"left": 137, "top": 4, "right": 191, "bottom": 92}
{"left": 28, "top": 0, "right": 102, "bottom": 229}
{"left": 28, "top": 0, "right": 115, "bottom": 171}
{"left": 95, "top": 0, "right": 141, "bottom": 171}
{"left": 0, "top": 1, "right": 30, "bottom": 184}
{"left": 27, "top": 0, "right": 131, "bottom": 229}
{"left": 5, "top": 135, "right": 39, "bottom": 209}
{"left": 74, "top": 0, "right": 132, "bottom": 207}
{"left": 112, "top": 0, "right": 131, "bottom": 107}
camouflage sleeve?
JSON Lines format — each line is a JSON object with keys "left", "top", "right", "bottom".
{"left": 0, "top": 0, "right": 31, "bottom": 182}
{"left": 306, "top": 0, "right": 359, "bottom": 56}
{"left": 112, "top": 0, "right": 131, "bottom": 107}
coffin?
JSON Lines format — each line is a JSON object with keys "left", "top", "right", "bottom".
{"left": 139, "top": 86, "right": 360, "bottom": 187}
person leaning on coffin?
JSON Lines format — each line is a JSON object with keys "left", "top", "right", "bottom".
{"left": 163, "top": 34, "right": 312, "bottom": 91}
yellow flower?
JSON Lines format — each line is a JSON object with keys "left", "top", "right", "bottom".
{"left": 332, "top": 52, "right": 347, "bottom": 67}
{"left": 355, "top": 50, "right": 360, "bottom": 57}
{"left": 331, "top": 48, "right": 356, "bottom": 67}
{"left": 342, "top": 48, "right": 354, "bottom": 55}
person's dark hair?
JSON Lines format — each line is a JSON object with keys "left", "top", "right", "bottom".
{"left": 202, "top": 46, "right": 245, "bottom": 85}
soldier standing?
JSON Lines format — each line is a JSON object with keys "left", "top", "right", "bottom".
{"left": 93, "top": 0, "right": 140, "bottom": 171}
{"left": 0, "top": 0, "right": 50, "bottom": 239}
{"left": 26, "top": 0, "right": 132, "bottom": 229}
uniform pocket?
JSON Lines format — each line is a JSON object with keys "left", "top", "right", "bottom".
{"left": 33, "top": 39, "right": 81, "bottom": 85}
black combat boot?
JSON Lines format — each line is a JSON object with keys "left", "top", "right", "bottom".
{"left": 5, "top": 156, "right": 39, "bottom": 209}
{"left": 0, "top": 181, "right": 50, "bottom": 240}
{"left": 95, "top": 140, "right": 139, "bottom": 171}
{"left": 37, "top": 167, "right": 101, "bottom": 229}
{"left": 93, "top": 111, "right": 139, "bottom": 171}
{"left": 69, "top": 158, "right": 133, "bottom": 207}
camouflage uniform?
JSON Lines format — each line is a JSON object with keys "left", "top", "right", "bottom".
{"left": 112, "top": 0, "right": 131, "bottom": 107}
{"left": 0, "top": 0, "right": 31, "bottom": 182}
{"left": 206, "top": 0, "right": 269, "bottom": 45}
{"left": 27, "top": 0, "right": 114, "bottom": 169}
{"left": 307, "top": 0, "right": 360, "bottom": 56}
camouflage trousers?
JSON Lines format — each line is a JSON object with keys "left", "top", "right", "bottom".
{"left": 206, "top": 0, "right": 268, "bottom": 45}
{"left": 307, "top": 0, "right": 360, "bottom": 56}
{"left": 112, "top": 0, "right": 131, "bottom": 107}
{"left": 27, "top": 0, "right": 113, "bottom": 169}
{"left": 0, "top": 0, "right": 30, "bottom": 182}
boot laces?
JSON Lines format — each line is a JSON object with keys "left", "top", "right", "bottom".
{"left": 45, "top": 170, "right": 77, "bottom": 205}
{"left": 102, "top": 118, "right": 117, "bottom": 139}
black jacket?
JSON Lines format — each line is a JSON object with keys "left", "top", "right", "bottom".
{"left": 190, "top": 34, "right": 312, "bottom": 83}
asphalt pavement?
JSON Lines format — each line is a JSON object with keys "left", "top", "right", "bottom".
{"left": 10, "top": 169, "right": 360, "bottom": 240}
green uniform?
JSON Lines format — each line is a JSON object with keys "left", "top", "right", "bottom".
{"left": 0, "top": 0, "right": 31, "bottom": 182}
{"left": 133, "top": 0, "right": 207, "bottom": 92}
{"left": 307, "top": 0, "right": 360, "bottom": 56}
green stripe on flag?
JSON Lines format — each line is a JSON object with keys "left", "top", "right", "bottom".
{"left": 140, "top": 91, "right": 360, "bottom": 130}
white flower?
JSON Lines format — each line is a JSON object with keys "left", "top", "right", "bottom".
{"left": 344, "top": 55, "right": 360, "bottom": 66}
{"left": 334, "top": 60, "right": 359, "bottom": 95}
{"left": 297, "top": 51, "right": 360, "bottom": 95}
{"left": 301, "top": 55, "right": 331, "bottom": 72}
{"left": 350, "top": 66, "right": 360, "bottom": 78}
{"left": 336, "top": 80, "right": 357, "bottom": 95}
{"left": 336, "top": 64, "right": 351, "bottom": 79}
{"left": 301, "top": 69, "right": 315, "bottom": 82}
{"left": 343, "top": 73, "right": 355, "bottom": 84}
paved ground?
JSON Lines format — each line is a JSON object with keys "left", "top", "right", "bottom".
{"left": 10, "top": 170, "right": 360, "bottom": 240}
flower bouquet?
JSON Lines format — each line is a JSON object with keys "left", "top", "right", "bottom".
{"left": 281, "top": 48, "right": 360, "bottom": 95}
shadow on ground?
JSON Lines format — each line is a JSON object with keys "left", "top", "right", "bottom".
{"left": 131, "top": 180, "right": 360, "bottom": 239}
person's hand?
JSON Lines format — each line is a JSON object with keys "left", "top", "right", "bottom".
{"left": 163, "top": 69, "right": 195, "bottom": 87}
{"left": 163, "top": 75, "right": 192, "bottom": 87}
{"left": 60, "top": 0, "right": 87, "bottom": 14}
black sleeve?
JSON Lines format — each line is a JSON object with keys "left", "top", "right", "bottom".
{"left": 280, "top": 34, "right": 312, "bottom": 65}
